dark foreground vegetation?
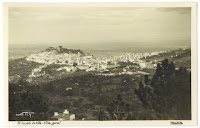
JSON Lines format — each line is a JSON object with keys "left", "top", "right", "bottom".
{"left": 135, "top": 59, "right": 191, "bottom": 120}
{"left": 9, "top": 58, "right": 191, "bottom": 121}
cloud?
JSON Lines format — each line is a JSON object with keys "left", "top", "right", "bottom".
{"left": 8, "top": 7, "right": 191, "bottom": 46}
{"left": 8, "top": 7, "right": 150, "bottom": 22}
{"left": 156, "top": 7, "right": 191, "bottom": 14}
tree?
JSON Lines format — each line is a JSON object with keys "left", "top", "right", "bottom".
{"left": 173, "top": 66, "right": 191, "bottom": 119}
{"left": 78, "top": 98, "right": 84, "bottom": 103}
{"left": 144, "top": 75, "right": 150, "bottom": 85}
{"left": 135, "top": 59, "right": 191, "bottom": 119}
{"left": 135, "top": 81, "right": 151, "bottom": 107}
{"left": 73, "top": 62, "right": 78, "bottom": 67}
{"left": 37, "top": 112, "right": 47, "bottom": 120}
{"left": 97, "top": 109, "right": 109, "bottom": 120}
{"left": 106, "top": 94, "right": 131, "bottom": 120}
{"left": 126, "top": 113, "right": 136, "bottom": 120}
{"left": 9, "top": 90, "right": 49, "bottom": 121}
{"left": 73, "top": 100, "right": 80, "bottom": 108}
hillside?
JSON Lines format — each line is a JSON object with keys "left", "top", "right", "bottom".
{"left": 9, "top": 71, "right": 158, "bottom": 120}
{"left": 142, "top": 48, "right": 191, "bottom": 69}
{"left": 8, "top": 48, "right": 191, "bottom": 121}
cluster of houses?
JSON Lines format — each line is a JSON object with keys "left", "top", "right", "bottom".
{"left": 9, "top": 75, "right": 21, "bottom": 83}
{"left": 26, "top": 51, "right": 86, "bottom": 65}
{"left": 138, "top": 61, "right": 157, "bottom": 69}
{"left": 28, "top": 65, "right": 47, "bottom": 78}
{"left": 26, "top": 46, "right": 166, "bottom": 67}
{"left": 15, "top": 109, "right": 75, "bottom": 121}
{"left": 16, "top": 110, "right": 35, "bottom": 119}
{"left": 52, "top": 109, "right": 75, "bottom": 121}
{"left": 105, "top": 51, "right": 167, "bottom": 64}
{"left": 95, "top": 67, "right": 150, "bottom": 76}
{"left": 56, "top": 66, "right": 78, "bottom": 72}
{"left": 24, "top": 46, "right": 166, "bottom": 81}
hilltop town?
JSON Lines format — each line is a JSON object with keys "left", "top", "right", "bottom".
{"left": 9, "top": 46, "right": 191, "bottom": 84}
{"left": 8, "top": 46, "right": 191, "bottom": 121}
{"left": 26, "top": 46, "right": 164, "bottom": 66}
{"left": 15, "top": 46, "right": 169, "bottom": 83}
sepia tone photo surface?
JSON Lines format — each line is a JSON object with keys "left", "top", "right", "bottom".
{"left": 4, "top": 2, "right": 197, "bottom": 126}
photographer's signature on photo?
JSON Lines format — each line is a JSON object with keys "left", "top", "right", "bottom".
{"left": 171, "top": 121, "right": 183, "bottom": 125}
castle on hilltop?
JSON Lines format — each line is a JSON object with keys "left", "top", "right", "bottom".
{"left": 58, "top": 46, "right": 62, "bottom": 52}
{"left": 46, "top": 46, "right": 84, "bottom": 55}
{"left": 46, "top": 46, "right": 62, "bottom": 52}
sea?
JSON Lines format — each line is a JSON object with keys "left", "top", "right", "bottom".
{"left": 9, "top": 43, "right": 191, "bottom": 60}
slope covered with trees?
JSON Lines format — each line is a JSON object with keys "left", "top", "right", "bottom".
{"left": 8, "top": 58, "right": 191, "bottom": 121}
{"left": 135, "top": 59, "right": 191, "bottom": 120}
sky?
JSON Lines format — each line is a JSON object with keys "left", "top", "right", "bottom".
{"left": 8, "top": 7, "right": 191, "bottom": 47}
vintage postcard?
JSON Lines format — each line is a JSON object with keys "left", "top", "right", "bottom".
{"left": 3, "top": 2, "right": 197, "bottom": 126}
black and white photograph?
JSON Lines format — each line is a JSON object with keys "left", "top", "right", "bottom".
{"left": 3, "top": 2, "right": 198, "bottom": 126}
